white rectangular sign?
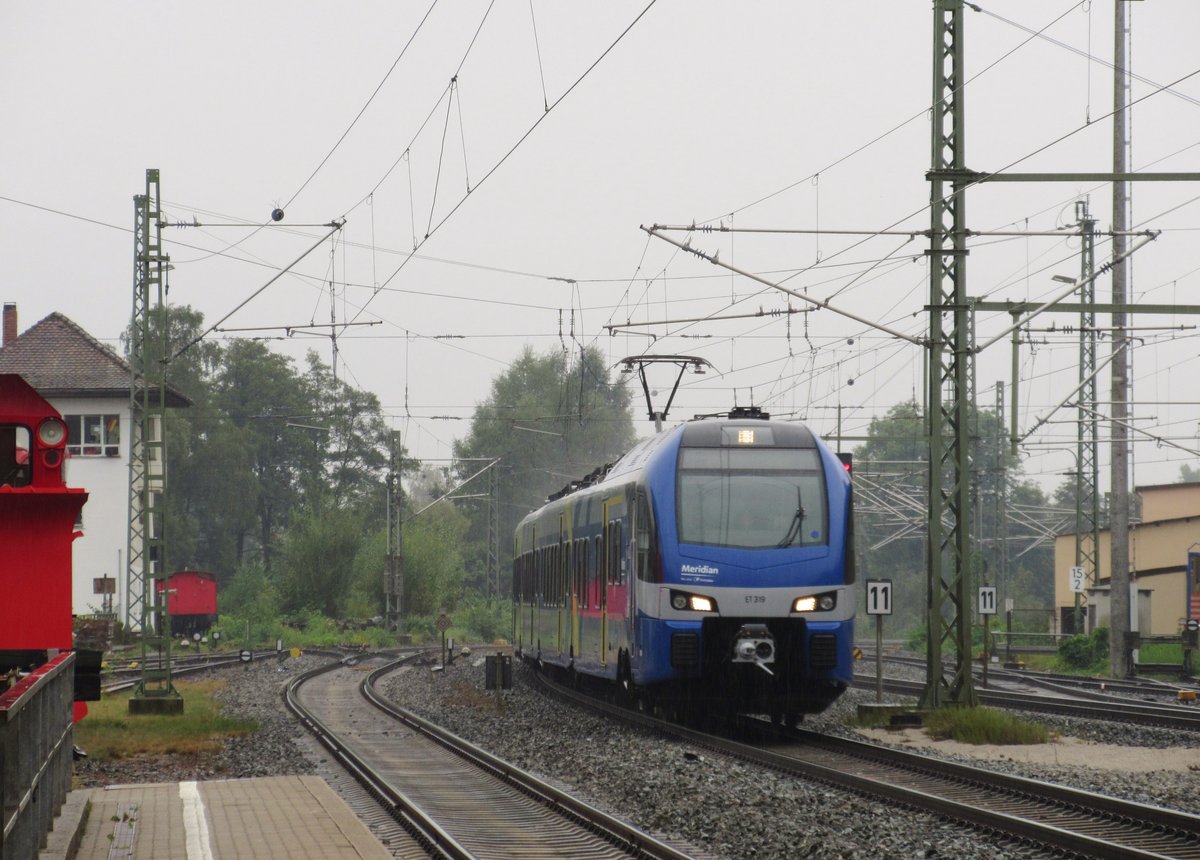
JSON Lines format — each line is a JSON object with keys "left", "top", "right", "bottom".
{"left": 1069, "top": 566, "right": 1086, "bottom": 594}
{"left": 865, "top": 580, "right": 893, "bottom": 616}
{"left": 977, "top": 586, "right": 998, "bottom": 616}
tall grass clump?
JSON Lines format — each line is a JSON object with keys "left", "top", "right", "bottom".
{"left": 923, "top": 706, "right": 1050, "bottom": 745}
{"left": 75, "top": 679, "right": 257, "bottom": 760}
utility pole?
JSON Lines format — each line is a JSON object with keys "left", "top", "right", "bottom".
{"left": 993, "top": 383, "right": 1009, "bottom": 597}
{"left": 1074, "top": 201, "right": 1101, "bottom": 634}
{"left": 921, "top": 0, "right": 978, "bottom": 709}
{"left": 384, "top": 432, "right": 404, "bottom": 633}
{"left": 1109, "top": 0, "right": 1133, "bottom": 677}
{"left": 127, "top": 168, "right": 181, "bottom": 714}
{"left": 487, "top": 465, "right": 500, "bottom": 599}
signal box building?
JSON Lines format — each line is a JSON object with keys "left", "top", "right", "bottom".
{"left": 0, "top": 303, "right": 189, "bottom": 618}
{"left": 1053, "top": 481, "right": 1200, "bottom": 637}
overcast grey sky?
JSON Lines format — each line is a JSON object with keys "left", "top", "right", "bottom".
{"left": 2, "top": 2, "right": 1199, "bottom": 491}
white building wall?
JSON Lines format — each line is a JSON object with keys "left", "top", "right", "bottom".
{"left": 47, "top": 395, "right": 132, "bottom": 618}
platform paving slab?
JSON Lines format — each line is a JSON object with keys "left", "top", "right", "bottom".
{"left": 71, "top": 775, "right": 392, "bottom": 860}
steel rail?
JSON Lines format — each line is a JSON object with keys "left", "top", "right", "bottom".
{"left": 283, "top": 655, "right": 474, "bottom": 860}
{"left": 853, "top": 673, "right": 1200, "bottom": 732}
{"left": 531, "top": 668, "right": 1200, "bottom": 858}
{"left": 361, "top": 659, "right": 695, "bottom": 860}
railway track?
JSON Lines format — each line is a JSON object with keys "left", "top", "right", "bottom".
{"left": 100, "top": 648, "right": 327, "bottom": 693}
{"left": 531, "top": 669, "right": 1200, "bottom": 859}
{"left": 857, "top": 674, "right": 1200, "bottom": 731}
{"left": 849, "top": 652, "right": 1200, "bottom": 729}
{"left": 285, "top": 653, "right": 699, "bottom": 860}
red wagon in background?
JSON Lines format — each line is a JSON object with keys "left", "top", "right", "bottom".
{"left": 155, "top": 570, "right": 219, "bottom": 637}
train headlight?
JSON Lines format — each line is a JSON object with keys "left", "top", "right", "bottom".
{"left": 37, "top": 418, "right": 66, "bottom": 447}
{"left": 669, "top": 590, "right": 717, "bottom": 613}
{"left": 792, "top": 592, "right": 836, "bottom": 613}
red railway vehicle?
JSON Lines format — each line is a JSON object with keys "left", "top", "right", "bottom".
{"left": 156, "top": 570, "right": 219, "bottom": 636}
{"left": 0, "top": 373, "right": 100, "bottom": 719}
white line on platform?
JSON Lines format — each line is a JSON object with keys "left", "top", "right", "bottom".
{"left": 179, "top": 781, "right": 214, "bottom": 860}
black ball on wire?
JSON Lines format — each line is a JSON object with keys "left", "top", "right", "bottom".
{"left": 271, "top": 208, "right": 285, "bottom": 222}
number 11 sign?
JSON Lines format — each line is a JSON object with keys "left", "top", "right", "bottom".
{"left": 865, "top": 580, "right": 892, "bottom": 704}
{"left": 866, "top": 579, "right": 893, "bottom": 616}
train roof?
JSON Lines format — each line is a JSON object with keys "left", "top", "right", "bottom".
{"left": 544, "top": 407, "right": 820, "bottom": 503}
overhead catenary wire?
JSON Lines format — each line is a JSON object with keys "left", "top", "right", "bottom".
{"left": 642, "top": 225, "right": 924, "bottom": 346}
{"left": 281, "top": 0, "right": 441, "bottom": 213}
{"left": 171, "top": 221, "right": 344, "bottom": 361}
{"left": 342, "top": 0, "right": 662, "bottom": 328}
{"left": 700, "top": 0, "right": 1083, "bottom": 226}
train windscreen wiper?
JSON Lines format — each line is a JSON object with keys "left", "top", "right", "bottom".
{"left": 776, "top": 487, "right": 805, "bottom": 547}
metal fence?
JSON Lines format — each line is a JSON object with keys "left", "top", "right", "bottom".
{"left": 0, "top": 653, "right": 74, "bottom": 860}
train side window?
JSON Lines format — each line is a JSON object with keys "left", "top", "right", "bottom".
{"left": 565, "top": 541, "right": 573, "bottom": 604}
{"left": 577, "top": 539, "right": 586, "bottom": 608}
{"left": 608, "top": 521, "right": 622, "bottom": 585}
{"left": 528, "top": 550, "right": 534, "bottom": 604}
{"left": 555, "top": 543, "right": 563, "bottom": 607}
{"left": 614, "top": 521, "right": 624, "bottom": 584}
{"left": 606, "top": 522, "right": 614, "bottom": 586}
{"left": 0, "top": 425, "right": 31, "bottom": 488}
{"left": 581, "top": 540, "right": 590, "bottom": 609}
{"left": 593, "top": 535, "right": 602, "bottom": 602}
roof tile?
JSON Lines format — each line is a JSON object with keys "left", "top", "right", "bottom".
{"left": 0, "top": 312, "right": 190, "bottom": 406}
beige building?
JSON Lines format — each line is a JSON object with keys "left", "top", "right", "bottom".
{"left": 1054, "top": 482, "right": 1200, "bottom": 637}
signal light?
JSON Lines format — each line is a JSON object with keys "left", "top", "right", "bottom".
{"left": 836, "top": 452, "right": 853, "bottom": 473}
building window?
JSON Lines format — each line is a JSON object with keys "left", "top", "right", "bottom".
{"left": 66, "top": 414, "right": 120, "bottom": 457}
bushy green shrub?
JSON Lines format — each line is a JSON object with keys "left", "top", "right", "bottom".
{"left": 457, "top": 594, "right": 510, "bottom": 643}
{"left": 1058, "top": 626, "right": 1108, "bottom": 669}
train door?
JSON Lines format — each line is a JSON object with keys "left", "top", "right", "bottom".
{"left": 609, "top": 518, "right": 624, "bottom": 659}
{"left": 632, "top": 488, "right": 650, "bottom": 647}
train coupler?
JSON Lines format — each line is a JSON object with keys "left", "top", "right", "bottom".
{"left": 731, "top": 624, "right": 775, "bottom": 676}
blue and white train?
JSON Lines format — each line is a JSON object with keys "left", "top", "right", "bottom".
{"left": 513, "top": 407, "right": 855, "bottom": 722}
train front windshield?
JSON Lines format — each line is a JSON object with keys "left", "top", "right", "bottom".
{"left": 676, "top": 447, "right": 828, "bottom": 549}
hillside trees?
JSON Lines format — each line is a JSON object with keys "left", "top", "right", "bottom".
{"left": 150, "top": 305, "right": 398, "bottom": 620}
{"left": 451, "top": 345, "right": 637, "bottom": 594}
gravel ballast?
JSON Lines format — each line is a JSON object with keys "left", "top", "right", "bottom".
{"left": 379, "top": 653, "right": 1200, "bottom": 860}
{"left": 76, "top": 651, "right": 1200, "bottom": 859}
